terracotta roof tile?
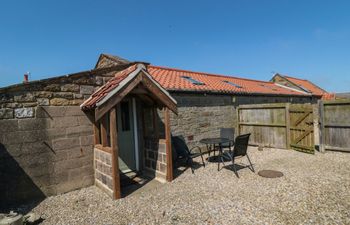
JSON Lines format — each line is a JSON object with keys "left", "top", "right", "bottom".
{"left": 148, "top": 65, "right": 307, "bottom": 96}
{"left": 283, "top": 76, "right": 326, "bottom": 97}
{"left": 81, "top": 64, "right": 138, "bottom": 109}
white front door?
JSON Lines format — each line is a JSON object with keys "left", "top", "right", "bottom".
{"left": 117, "top": 99, "right": 136, "bottom": 173}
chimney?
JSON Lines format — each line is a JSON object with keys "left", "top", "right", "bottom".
{"left": 23, "top": 73, "right": 29, "bottom": 83}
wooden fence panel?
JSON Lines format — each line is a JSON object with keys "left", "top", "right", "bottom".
{"left": 237, "top": 104, "right": 287, "bottom": 149}
{"left": 321, "top": 100, "right": 350, "bottom": 152}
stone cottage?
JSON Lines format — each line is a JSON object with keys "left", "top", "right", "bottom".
{"left": 0, "top": 54, "right": 329, "bottom": 206}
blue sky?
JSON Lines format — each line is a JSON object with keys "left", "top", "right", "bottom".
{"left": 0, "top": 0, "right": 349, "bottom": 92}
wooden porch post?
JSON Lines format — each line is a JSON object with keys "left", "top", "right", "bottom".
{"left": 110, "top": 107, "right": 121, "bottom": 199}
{"left": 93, "top": 121, "right": 101, "bottom": 145}
{"left": 164, "top": 108, "right": 173, "bottom": 182}
{"left": 101, "top": 114, "right": 108, "bottom": 147}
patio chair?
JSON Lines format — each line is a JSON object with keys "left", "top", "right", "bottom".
{"left": 172, "top": 136, "right": 205, "bottom": 174}
{"left": 221, "top": 133, "right": 254, "bottom": 177}
{"left": 220, "top": 128, "right": 235, "bottom": 151}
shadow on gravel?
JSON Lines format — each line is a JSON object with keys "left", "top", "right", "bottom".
{"left": 0, "top": 144, "right": 45, "bottom": 214}
{"left": 173, "top": 161, "right": 203, "bottom": 180}
{"left": 223, "top": 163, "right": 248, "bottom": 172}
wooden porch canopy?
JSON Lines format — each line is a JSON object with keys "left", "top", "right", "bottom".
{"left": 80, "top": 63, "right": 177, "bottom": 199}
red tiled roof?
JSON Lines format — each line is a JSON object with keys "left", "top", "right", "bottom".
{"left": 81, "top": 64, "right": 315, "bottom": 111}
{"left": 148, "top": 65, "right": 308, "bottom": 96}
{"left": 321, "top": 93, "right": 335, "bottom": 100}
{"left": 81, "top": 64, "right": 138, "bottom": 110}
{"left": 283, "top": 76, "right": 326, "bottom": 97}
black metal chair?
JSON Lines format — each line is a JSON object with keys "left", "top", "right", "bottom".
{"left": 221, "top": 133, "right": 254, "bottom": 177}
{"left": 172, "top": 136, "right": 205, "bottom": 173}
{"left": 220, "top": 128, "right": 235, "bottom": 151}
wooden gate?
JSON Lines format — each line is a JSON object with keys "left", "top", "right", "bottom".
{"left": 288, "top": 104, "right": 315, "bottom": 154}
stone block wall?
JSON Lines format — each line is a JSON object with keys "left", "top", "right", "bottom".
{"left": 0, "top": 68, "right": 121, "bottom": 206}
{"left": 0, "top": 106, "right": 94, "bottom": 206}
{"left": 144, "top": 137, "right": 167, "bottom": 182}
{"left": 94, "top": 148, "right": 113, "bottom": 197}
{"left": 166, "top": 93, "right": 315, "bottom": 151}
{"left": 167, "top": 93, "right": 236, "bottom": 151}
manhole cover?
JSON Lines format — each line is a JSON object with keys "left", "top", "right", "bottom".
{"left": 258, "top": 170, "right": 283, "bottom": 178}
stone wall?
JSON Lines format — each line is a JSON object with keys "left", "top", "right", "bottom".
{"left": 0, "top": 68, "right": 121, "bottom": 206}
{"left": 143, "top": 137, "right": 167, "bottom": 182}
{"left": 94, "top": 148, "right": 113, "bottom": 197}
{"left": 167, "top": 93, "right": 315, "bottom": 151}
{"left": 0, "top": 106, "right": 94, "bottom": 207}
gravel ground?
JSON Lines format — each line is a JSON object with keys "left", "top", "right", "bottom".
{"left": 29, "top": 147, "right": 350, "bottom": 225}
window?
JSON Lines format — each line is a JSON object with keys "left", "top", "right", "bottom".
{"left": 181, "top": 76, "right": 205, "bottom": 85}
{"left": 223, "top": 80, "right": 242, "bottom": 88}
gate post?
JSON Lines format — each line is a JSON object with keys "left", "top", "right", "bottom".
{"left": 285, "top": 103, "right": 291, "bottom": 149}
{"left": 318, "top": 100, "right": 326, "bottom": 153}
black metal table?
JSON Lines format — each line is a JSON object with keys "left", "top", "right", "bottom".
{"left": 199, "top": 137, "right": 232, "bottom": 171}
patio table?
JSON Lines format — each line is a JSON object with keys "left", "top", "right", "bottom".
{"left": 199, "top": 137, "right": 231, "bottom": 171}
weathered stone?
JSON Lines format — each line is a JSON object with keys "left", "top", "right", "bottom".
{"left": 80, "top": 85, "right": 95, "bottom": 95}
{"left": 36, "top": 106, "right": 67, "bottom": 118}
{"left": 18, "top": 118, "right": 51, "bottom": 131}
{"left": 95, "top": 76, "right": 103, "bottom": 85}
{"left": 64, "top": 106, "right": 84, "bottom": 116}
{"left": 37, "top": 98, "right": 50, "bottom": 106}
{"left": 43, "top": 84, "right": 61, "bottom": 92}
{"left": 50, "top": 116, "right": 79, "bottom": 128}
{"left": 2, "top": 102, "right": 22, "bottom": 108}
{"left": 61, "top": 84, "right": 80, "bottom": 92}
{"left": 22, "top": 102, "right": 38, "bottom": 107}
{"left": 0, "top": 93, "right": 13, "bottom": 103}
{"left": 52, "top": 137, "right": 80, "bottom": 151}
{"left": 14, "top": 92, "right": 35, "bottom": 102}
{"left": 0, "top": 119, "right": 18, "bottom": 132}
{"left": 69, "top": 99, "right": 84, "bottom": 105}
{"left": 73, "top": 93, "right": 84, "bottom": 99}
{"left": 0, "top": 108, "right": 14, "bottom": 119}
{"left": 66, "top": 126, "right": 93, "bottom": 137}
{"left": 80, "top": 135, "right": 94, "bottom": 146}
{"left": 53, "top": 92, "right": 74, "bottom": 100}
{"left": 14, "top": 108, "right": 34, "bottom": 118}
{"left": 77, "top": 115, "right": 92, "bottom": 126}
{"left": 34, "top": 91, "right": 53, "bottom": 98}
{"left": 3, "top": 130, "right": 45, "bottom": 144}
{"left": 50, "top": 98, "right": 70, "bottom": 106}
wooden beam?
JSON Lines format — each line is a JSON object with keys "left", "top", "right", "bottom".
{"left": 238, "top": 122, "right": 286, "bottom": 127}
{"left": 292, "top": 128, "right": 313, "bottom": 145}
{"left": 110, "top": 107, "right": 121, "bottom": 199}
{"left": 130, "top": 87, "right": 148, "bottom": 95}
{"left": 141, "top": 73, "right": 178, "bottom": 114}
{"left": 94, "top": 144, "right": 112, "bottom": 153}
{"left": 293, "top": 111, "right": 311, "bottom": 126}
{"left": 95, "top": 75, "right": 143, "bottom": 121}
{"left": 93, "top": 121, "right": 101, "bottom": 145}
{"left": 101, "top": 115, "right": 108, "bottom": 147}
{"left": 164, "top": 108, "right": 173, "bottom": 182}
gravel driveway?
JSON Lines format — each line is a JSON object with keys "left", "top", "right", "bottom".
{"left": 30, "top": 147, "right": 350, "bottom": 225}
